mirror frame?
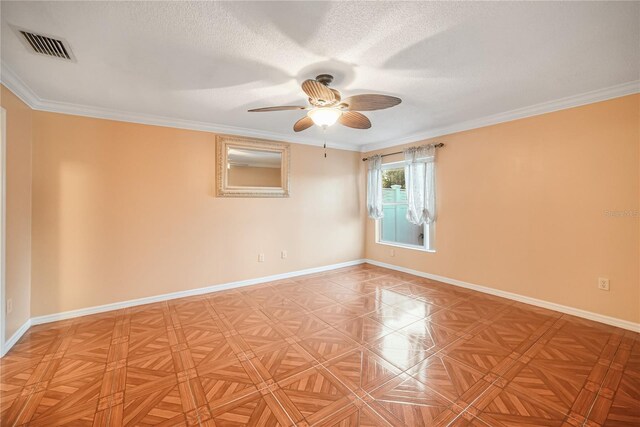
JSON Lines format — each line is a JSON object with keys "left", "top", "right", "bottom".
{"left": 216, "top": 135, "right": 290, "bottom": 198}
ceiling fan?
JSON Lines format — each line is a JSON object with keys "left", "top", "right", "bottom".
{"left": 248, "top": 74, "right": 402, "bottom": 132}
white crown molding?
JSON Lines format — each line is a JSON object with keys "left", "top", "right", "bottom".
{"left": 0, "top": 61, "right": 41, "bottom": 108}
{"left": 361, "top": 80, "right": 640, "bottom": 152}
{"left": 0, "top": 62, "right": 361, "bottom": 152}
{"left": 365, "top": 259, "right": 640, "bottom": 333}
{"left": 2, "top": 61, "right": 638, "bottom": 155}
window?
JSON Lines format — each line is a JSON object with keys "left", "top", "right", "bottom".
{"left": 377, "top": 162, "right": 433, "bottom": 251}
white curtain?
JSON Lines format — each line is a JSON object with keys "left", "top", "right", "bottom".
{"left": 366, "top": 154, "right": 384, "bottom": 219}
{"left": 404, "top": 145, "right": 436, "bottom": 225}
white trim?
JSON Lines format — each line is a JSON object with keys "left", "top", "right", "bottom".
{"left": 0, "top": 62, "right": 40, "bottom": 108}
{"left": 361, "top": 80, "right": 640, "bottom": 152}
{"left": 29, "top": 259, "right": 365, "bottom": 326}
{"left": 380, "top": 160, "right": 404, "bottom": 170}
{"left": 376, "top": 240, "right": 434, "bottom": 253}
{"left": 0, "top": 62, "right": 360, "bottom": 152}
{"left": 3, "top": 257, "right": 638, "bottom": 355}
{"left": 1, "top": 319, "right": 30, "bottom": 357}
{"left": 365, "top": 259, "right": 640, "bottom": 333}
{"left": 0, "top": 259, "right": 365, "bottom": 356}
{"left": 0, "top": 108, "right": 6, "bottom": 356}
{"left": 2, "top": 61, "right": 638, "bottom": 154}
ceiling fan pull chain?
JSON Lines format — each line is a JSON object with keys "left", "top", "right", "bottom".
{"left": 323, "top": 126, "right": 327, "bottom": 158}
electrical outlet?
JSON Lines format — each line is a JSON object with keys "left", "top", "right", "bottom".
{"left": 6, "top": 298, "right": 13, "bottom": 314}
{"left": 258, "top": 253, "right": 265, "bottom": 262}
{"left": 390, "top": 249, "right": 395, "bottom": 257}
{"left": 598, "top": 277, "right": 610, "bottom": 291}
{"left": 281, "top": 250, "right": 287, "bottom": 259}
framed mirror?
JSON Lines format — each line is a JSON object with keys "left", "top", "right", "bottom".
{"left": 216, "top": 136, "right": 290, "bottom": 197}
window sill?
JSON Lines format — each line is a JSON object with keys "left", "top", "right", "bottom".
{"left": 376, "top": 240, "right": 435, "bottom": 253}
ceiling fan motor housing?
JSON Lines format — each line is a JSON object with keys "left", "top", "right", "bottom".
{"left": 316, "top": 74, "right": 334, "bottom": 86}
{"left": 248, "top": 73, "right": 400, "bottom": 132}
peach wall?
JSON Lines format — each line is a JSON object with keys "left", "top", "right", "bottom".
{"left": 5, "top": 84, "right": 638, "bottom": 326}
{"left": 0, "top": 86, "right": 32, "bottom": 339}
{"left": 365, "top": 94, "right": 640, "bottom": 324}
{"left": 31, "top": 112, "right": 364, "bottom": 316}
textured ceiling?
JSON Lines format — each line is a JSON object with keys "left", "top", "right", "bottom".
{"left": 1, "top": 1, "right": 638, "bottom": 149}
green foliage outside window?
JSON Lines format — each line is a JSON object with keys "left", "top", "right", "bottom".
{"left": 382, "top": 168, "right": 405, "bottom": 189}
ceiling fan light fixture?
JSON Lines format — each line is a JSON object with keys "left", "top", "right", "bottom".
{"left": 248, "top": 74, "right": 401, "bottom": 132}
{"left": 307, "top": 107, "right": 342, "bottom": 127}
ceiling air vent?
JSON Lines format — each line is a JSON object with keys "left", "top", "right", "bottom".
{"left": 15, "top": 28, "right": 75, "bottom": 61}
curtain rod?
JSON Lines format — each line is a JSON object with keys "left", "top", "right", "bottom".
{"left": 361, "top": 143, "right": 444, "bottom": 161}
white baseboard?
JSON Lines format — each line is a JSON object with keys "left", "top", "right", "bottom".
{"left": 0, "top": 260, "right": 365, "bottom": 357}
{"left": 1, "top": 318, "right": 31, "bottom": 357}
{"left": 365, "top": 259, "right": 640, "bottom": 333}
{"left": 4, "top": 257, "right": 636, "bottom": 357}
{"left": 29, "top": 259, "right": 366, "bottom": 327}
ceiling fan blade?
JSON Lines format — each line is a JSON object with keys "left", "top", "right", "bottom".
{"left": 301, "top": 79, "right": 336, "bottom": 103}
{"left": 293, "top": 116, "right": 314, "bottom": 132}
{"left": 342, "top": 94, "right": 401, "bottom": 111}
{"left": 330, "top": 89, "right": 342, "bottom": 103}
{"left": 248, "top": 106, "right": 307, "bottom": 112}
{"left": 339, "top": 111, "right": 371, "bottom": 129}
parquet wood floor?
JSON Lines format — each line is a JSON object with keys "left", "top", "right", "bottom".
{"left": 1, "top": 264, "right": 638, "bottom": 426}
